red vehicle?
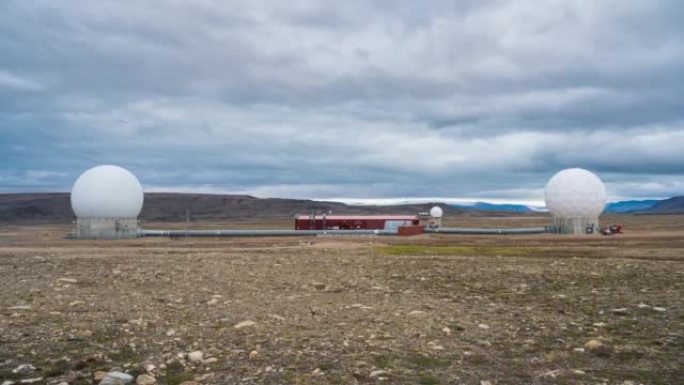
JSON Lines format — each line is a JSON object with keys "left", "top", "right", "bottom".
{"left": 599, "top": 224, "right": 623, "bottom": 235}
{"left": 294, "top": 215, "right": 419, "bottom": 230}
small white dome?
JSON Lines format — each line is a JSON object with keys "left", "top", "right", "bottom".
{"left": 71, "top": 165, "right": 144, "bottom": 218}
{"left": 429, "top": 206, "right": 444, "bottom": 218}
{"left": 545, "top": 168, "right": 606, "bottom": 218}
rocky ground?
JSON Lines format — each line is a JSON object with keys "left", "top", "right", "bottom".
{"left": 0, "top": 217, "right": 683, "bottom": 385}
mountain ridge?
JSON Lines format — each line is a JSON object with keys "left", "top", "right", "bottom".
{"left": 0, "top": 193, "right": 474, "bottom": 222}
{"left": 451, "top": 202, "right": 533, "bottom": 213}
{"left": 604, "top": 199, "right": 660, "bottom": 213}
{"left": 1, "top": 193, "right": 680, "bottom": 222}
{"left": 639, "top": 196, "right": 684, "bottom": 214}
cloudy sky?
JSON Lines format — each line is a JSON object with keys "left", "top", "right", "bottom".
{"left": 1, "top": 1, "right": 683, "bottom": 204}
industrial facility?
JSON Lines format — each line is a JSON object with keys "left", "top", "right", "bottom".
{"left": 69, "top": 165, "right": 608, "bottom": 239}
{"left": 294, "top": 215, "right": 419, "bottom": 230}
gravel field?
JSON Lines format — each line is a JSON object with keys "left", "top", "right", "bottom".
{"left": 1, "top": 216, "right": 683, "bottom": 385}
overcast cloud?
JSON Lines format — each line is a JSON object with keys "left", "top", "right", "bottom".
{"left": 1, "top": 0, "right": 683, "bottom": 203}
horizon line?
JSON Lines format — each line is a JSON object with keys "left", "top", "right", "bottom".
{"left": 0, "top": 190, "right": 671, "bottom": 207}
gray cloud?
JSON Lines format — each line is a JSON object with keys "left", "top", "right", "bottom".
{"left": 1, "top": 0, "right": 683, "bottom": 202}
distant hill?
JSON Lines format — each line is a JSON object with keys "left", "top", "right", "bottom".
{"left": 0, "top": 193, "right": 472, "bottom": 223}
{"left": 452, "top": 202, "right": 533, "bottom": 213}
{"left": 604, "top": 199, "right": 659, "bottom": 213}
{"left": 3, "top": 193, "right": 679, "bottom": 223}
{"left": 639, "top": 196, "right": 684, "bottom": 214}
{"left": 139, "top": 193, "right": 469, "bottom": 221}
{"left": 450, "top": 199, "right": 665, "bottom": 214}
{"left": 0, "top": 193, "right": 73, "bottom": 222}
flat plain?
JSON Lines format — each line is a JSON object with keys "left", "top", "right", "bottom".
{"left": 1, "top": 214, "right": 683, "bottom": 384}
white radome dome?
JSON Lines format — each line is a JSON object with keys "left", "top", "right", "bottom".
{"left": 430, "top": 206, "right": 444, "bottom": 218}
{"left": 71, "top": 165, "right": 144, "bottom": 218}
{"left": 545, "top": 168, "right": 606, "bottom": 218}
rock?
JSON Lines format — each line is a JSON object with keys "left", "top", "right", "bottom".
{"left": 193, "top": 373, "right": 214, "bottom": 382}
{"left": 7, "top": 306, "right": 31, "bottom": 311}
{"left": 187, "top": 351, "right": 203, "bottom": 362}
{"left": 166, "top": 329, "right": 176, "bottom": 337}
{"left": 584, "top": 339, "right": 612, "bottom": 356}
{"left": 478, "top": 323, "right": 490, "bottom": 329}
{"left": 311, "top": 282, "right": 327, "bottom": 290}
{"left": 612, "top": 308, "right": 629, "bottom": 315}
{"left": 144, "top": 364, "right": 156, "bottom": 373}
{"left": 94, "top": 370, "right": 108, "bottom": 381}
{"left": 480, "top": 381, "right": 492, "bottom": 385}
{"left": 249, "top": 350, "right": 259, "bottom": 359}
{"left": 18, "top": 378, "right": 42, "bottom": 384}
{"left": 68, "top": 300, "right": 85, "bottom": 307}
{"left": 537, "top": 369, "right": 561, "bottom": 379}
{"left": 136, "top": 374, "right": 156, "bottom": 385}
{"left": 206, "top": 298, "right": 219, "bottom": 306}
{"left": 1, "top": 381, "right": 13, "bottom": 385}
{"left": 369, "top": 370, "right": 389, "bottom": 379}
{"left": 407, "top": 310, "right": 426, "bottom": 317}
{"left": 312, "top": 368, "right": 324, "bottom": 376}
{"left": 202, "top": 357, "right": 218, "bottom": 364}
{"left": 12, "top": 364, "right": 36, "bottom": 374}
{"left": 637, "top": 303, "right": 650, "bottom": 309}
{"left": 66, "top": 333, "right": 84, "bottom": 342}
{"left": 58, "top": 278, "right": 78, "bottom": 284}
{"left": 442, "top": 326, "right": 451, "bottom": 335}
{"left": 652, "top": 307, "right": 667, "bottom": 312}
{"left": 354, "top": 361, "right": 369, "bottom": 368}
{"left": 584, "top": 339, "right": 603, "bottom": 350}
{"left": 100, "top": 371, "right": 134, "bottom": 385}
{"left": 572, "top": 369, "right": 586, "bottom": 375}
{"left": 179, "top": 382, "right": 198, "bottom": 385}
{"left": 234, "top": 320, "right": 257, "bottom": 329}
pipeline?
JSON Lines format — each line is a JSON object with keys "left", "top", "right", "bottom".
{"left": 424, "top": 227, "right": 549, "bottom": 235}
{"left": 140, "top": 229, "right": 398, "bottom": 237}
{"left": 140, "top": 226, "right": 549, "bottom": 237}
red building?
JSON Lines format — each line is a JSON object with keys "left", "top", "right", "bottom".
{"left": 294, "top": 215, "right": 419, "bottom": 230}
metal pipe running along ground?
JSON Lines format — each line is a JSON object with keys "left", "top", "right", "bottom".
{"left": 140, "top": 227, "right": 549, "bottom": 237}
{"left": 424, "top": 227, "right": 549, "bottom": 235}
{"left": 140, "top": 229, "right": 399, "bottom": 237}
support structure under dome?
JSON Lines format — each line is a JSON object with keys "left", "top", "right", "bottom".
{"left": 74, "top": 217, "right": 140, "bottom": 239}
{"left": 548, "top": 216, "right": 599, "bottom": 235}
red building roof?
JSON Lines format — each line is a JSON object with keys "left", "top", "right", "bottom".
{"left": 294, "top": 215, "right": 417, "bottom": 220}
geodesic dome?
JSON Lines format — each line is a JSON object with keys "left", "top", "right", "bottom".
{"left": 544, "top": 168, "right": 606, "bottom": 218}
{"left": 71, "top": 165, "right": 144, "bottom": 218}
